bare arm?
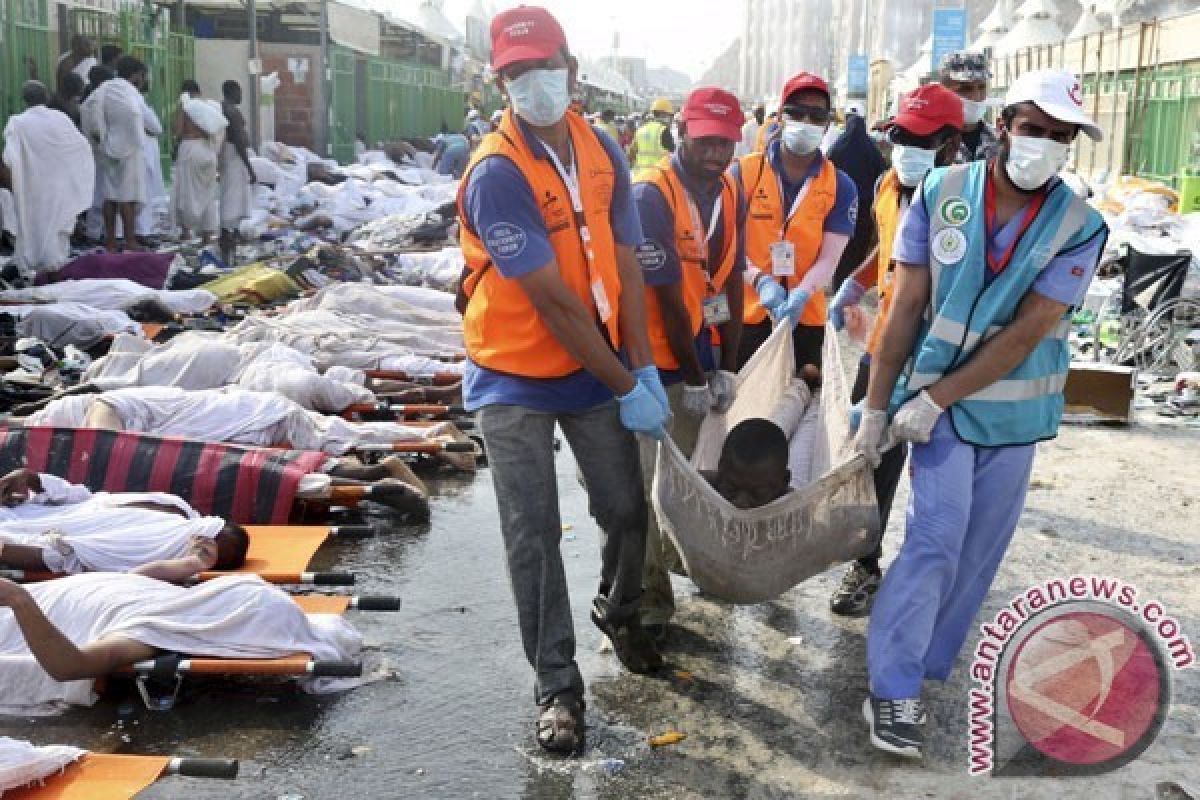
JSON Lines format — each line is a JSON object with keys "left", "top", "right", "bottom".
{"left": 865, "top": 263, "right": 931, "bottom": 411}
{"left": 131, "top": 554, "right": 208, "bottom": 584}
{"left": 718, "top": 271, "right": 744, "bottom": 372}
{"left": 615, "top": 243, "right": 656, "bottom": 372}
{"left": 925, "top": 292, "right": 1070, "bottom": 409}
{"left": 515, "top": 261, "right": 637, "bottom": 396}
{"left": 0, "top": 581, "right": 156, "bottom": 681}
{"left": 654, "top": 281, "right": 705, "bottom": 386}
{"left": 225, "top": 107, "right": 255, "bottom": 176}
{"left": 83, "top": 400, "right": 123, "bottom": 430}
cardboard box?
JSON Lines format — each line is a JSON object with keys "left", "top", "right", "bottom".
{"left": 1063, "top": 362, "right": 1137, "bottom": 424}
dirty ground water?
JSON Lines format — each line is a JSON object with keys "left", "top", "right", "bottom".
{"left": 1, "top": 408, "right": 1197, "bottom": 799}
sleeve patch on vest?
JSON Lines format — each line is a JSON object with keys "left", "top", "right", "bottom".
{"left": 636, "top": 241, "right": 668, "bottom": 272}
{"left": 484, "top": 222, "right": 528, "bottom": 259}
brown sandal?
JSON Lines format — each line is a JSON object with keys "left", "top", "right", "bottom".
{"left": 536, "top": 692, "right": 585, "bottom": 755}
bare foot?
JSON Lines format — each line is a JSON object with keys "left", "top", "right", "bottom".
{"left": 379, "top": 455, "right": 428, "bottom": 496}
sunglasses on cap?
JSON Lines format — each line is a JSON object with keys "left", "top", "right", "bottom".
{"left": 781, "top": 104, "right": 831, "bottom": 125}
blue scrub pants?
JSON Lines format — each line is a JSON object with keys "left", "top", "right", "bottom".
{"left": 867, "top": 413, "right": 1036, "bottom": 700}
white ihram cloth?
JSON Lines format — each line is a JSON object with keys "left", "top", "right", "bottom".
{"left": 0, "top": 472, "right": 222, "bottom": 574}
{"left": 0, "top": 474, "right": 223, "bottom": 575}
{"left": 219, "top": 140, "right": 253, "bottom": 229}
{"left": 29, "top": 386, "right": 447, "bottom": 455}
{"left": 1, "top": 106, "right": 95, "bottom": 272}
{"left": 5, "top": 302, "right": 141, "bottom": 346}
{"left": 0, "top": 737, "right": 85, "bottom": 792}
{"left": 0, "top": 279, "right": 216, "bottom": 314}
{"left": 0, "top": 572, "right": 363, "bottom": 711}
{"left": 171, "top": 138, "right": 221, "bottom": 233}
{"left": 82, "top": 78, "right": 147, "bottom": 204}
{"left": 136, "top": 98, "right": 166, "bottom": 235}
{"left": 85, "top": 333, "right": 375, "bottom": 412}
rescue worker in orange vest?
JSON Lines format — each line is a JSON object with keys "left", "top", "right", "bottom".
{"left": 826, "top": 85, "right": 963, "bottom": 618}
{"left": 631, "top": 86, "right": 746, "bottom": 640}
{"left": 457, "top": 6, "right": 668, "bottom": 756}
{"left": 732, "top": 72, "right": 859, "bottom": 372}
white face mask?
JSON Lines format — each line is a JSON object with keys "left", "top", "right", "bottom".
{"left": 781, "top": 120, "right": 825, "bottom": 155}
{"left": 961, "top": 97, "right": 988, "bottom": 127}
{"left": 505, "top": 68, "right": 570, "bottom": 128}
{"left": 1004, "top": 134, "right": 1070, "bottom": 191}
{"left": 890, "top": 144, "right": 939, "bottom": 187}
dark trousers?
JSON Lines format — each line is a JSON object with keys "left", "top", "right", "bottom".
{"left": 737, "top": 321, "right": 825, "bottom": 371}
{"left": 850, "top": 356, "right": 908, "bottom": 570}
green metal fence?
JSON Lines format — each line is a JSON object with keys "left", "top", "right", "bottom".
{"left": 329, "top": 45, "right": 358, "bottom": 163}
{"left": 1, "top": 0, "right": 53, "bottom": 124}
{"left": 361, "top": 55, "right": 466, "bottom": 147}
{"left": 1126, "top": 64, "right": 1200, "bottom": 188}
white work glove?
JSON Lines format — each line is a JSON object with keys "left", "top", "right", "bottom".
{"left": 890, "top": 390, "right": 943, "bottom": 444}
{"left": 682, "top": 382, "right": 714, "bottom": 418}
{"left": 853, "top": 407, "right": 889, "bottom": 468}
{"left": 708, "top": 370, "right": 737, "bottom": 414}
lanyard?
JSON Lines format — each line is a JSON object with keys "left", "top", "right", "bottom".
{"left": 777, "top": 160, "right": 814, "bottom": 238}
{"left": 539, "top": 136, "right": 601, "bottom": 278}
{"left": 682, "top": 190, "right": 724, "bottom": 286}
{"left": 984, "top": 170, "right": 1047, "bottom": 277}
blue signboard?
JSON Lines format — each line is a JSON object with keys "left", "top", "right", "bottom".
{"left": 931, "top": 7, "right": 968, "bottom": 77}
{"left": 848, "top": 54, "right": 868, "bottom": 95}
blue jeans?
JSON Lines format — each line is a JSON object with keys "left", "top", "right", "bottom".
{"left": 867, "top": 414, "right": 1035, "bottom": 699}
{"left": 478, "top": 401, "right": 647, "bottom": 704}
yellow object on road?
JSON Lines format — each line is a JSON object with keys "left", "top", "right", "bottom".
{"left": 648, "top": 731, "right": 687, "bottom": 747}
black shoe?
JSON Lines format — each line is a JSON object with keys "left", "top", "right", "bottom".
{"left": 831, "top": 562, "right": 881, "bottom": 617}
{"left": 863, "top": 696, "right": 925, "bottom": 759}
{"left": 536, "top": 692, "right": 585, "bottom": 755}
{"left": 643, "top": 622, "right": 667, "bottom": 644}
{"left": 591, "top": 597, "right": 663, "bottom": 674}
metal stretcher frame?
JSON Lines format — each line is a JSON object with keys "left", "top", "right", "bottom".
{"left": 4, "top": 752, "right": 238, "bottom": 800}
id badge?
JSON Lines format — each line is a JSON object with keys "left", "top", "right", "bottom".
{"left": 770, "top": 241, "right": 796, "bottom": 277}
{"left": 591, "top": 278, "right": 613, "bottom": 324}
{"left": 702, "top": 294, "right": 731, "bottom": 326}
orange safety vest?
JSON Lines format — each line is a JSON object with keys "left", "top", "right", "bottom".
{"left": 635, "top": 157, "right": 739, "bottom": 370}
{"left": 866, "top": 169, "right": 904, "bottom": 357}
{"left": 737, "top": 150, "right": 837, "bottom": 326}
{"left": 753, "top": 118, "right": 774, "bottom": 153}
{"left": 456, "top": 109, "right": 622, "bottom": 379}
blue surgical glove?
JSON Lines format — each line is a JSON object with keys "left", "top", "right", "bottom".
{"left": 633, "top": 365, "right": 669, "bottom": 414}
{"left": 756, "top": 275, "right": 788, "bottom": 319}
{"left": 618, "top": 380, "right": 668, "bottom": 438}
{"left": 780, "top": 288, "right": 811, "bottom": 326}
{"left": 829, "top": 279, "right": 867, "bottom": 332}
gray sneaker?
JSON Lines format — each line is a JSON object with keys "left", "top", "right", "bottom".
{"left": 831, "top": 562, "right": 881, "bottom": 617}
{"left": 863, "top": 696, "right": 925, "bottom": 759}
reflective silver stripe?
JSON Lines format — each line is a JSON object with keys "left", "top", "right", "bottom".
{"left": 908, "top": 371, "right": 942, "bottom": 390}
{"left": 966, "top": 373, "right": 1068, "bottom": 403}
{"left": 1050, "top": 318, "right": 1071, "bottom": 339}
{"left": 928, "top": 317, "right": 1070, "bottom": 349}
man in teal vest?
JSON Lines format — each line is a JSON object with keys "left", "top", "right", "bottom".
{"left": 853, "top": 69, "right": 1108, "bottom": 759}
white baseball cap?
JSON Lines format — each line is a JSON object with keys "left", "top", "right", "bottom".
{"left": 1004, "top": 69, "right": 1102, "bottom": 141}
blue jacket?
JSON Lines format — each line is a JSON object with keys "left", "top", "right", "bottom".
{"left": 891, "top": 161, "right": 1106, "bottom": 446}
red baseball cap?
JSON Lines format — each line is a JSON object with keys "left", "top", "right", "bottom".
{"left": 891, "top": 83, "right": 964, "bottom": 135}
{"left": 681, "top": 87, "right": 743, "bottom": 142}
{"left": 780, "top": 72, "right": 830, "bottom": 108}
{"left": 490, "top": 6, "right": 568, "bottom": 72}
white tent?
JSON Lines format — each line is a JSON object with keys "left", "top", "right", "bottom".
{"left": 995, "top": 0, "right": 1065, "bottom": 56}
{"left": 1067, "top": 5, "right": 1107, "bottom": 39}
{"left": 971, "top": 2, "right": 1012, "bottom": 51}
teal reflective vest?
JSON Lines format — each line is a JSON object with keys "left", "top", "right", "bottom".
{"left": 890, "top": 160, "right": 1107, "bottom": 446}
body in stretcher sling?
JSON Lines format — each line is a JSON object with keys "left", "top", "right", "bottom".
{"left": 652, "top": 324, "right": 879, "bottom": 604}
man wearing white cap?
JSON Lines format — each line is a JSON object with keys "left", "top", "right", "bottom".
{"left": 853, "top": 69, "right": 1108, "bottom": 759}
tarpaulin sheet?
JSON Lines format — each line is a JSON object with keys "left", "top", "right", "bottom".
{"left": 0, "top": 427, "right": 328, "bottom": 524}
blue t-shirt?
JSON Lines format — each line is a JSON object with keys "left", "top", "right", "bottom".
{"left": 461, "top": 121, "right": 643, "bottom": 413}
{"left": 892, "top": 179, "right": 1105, "bottom": 306}
{"left": 634, "top": 155, "right": 747, "bottom": 385}
{"left": 731, "top": 141, "right": 859, "bottom": 237}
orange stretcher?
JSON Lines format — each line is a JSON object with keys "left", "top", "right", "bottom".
{"left": 6, "top": 753, "right": 237, "bottom": 800}
{"left": 2, "top": 525, "right": 371, "bottom": 587}
{"left": 363, "top": 369, "right": 461, "bottom": 386}
{"left": 118, "top": 592, "right": 399, "bottom": 710}
{"left": 340, "top": 402, "right": 468, "bottom": 421}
